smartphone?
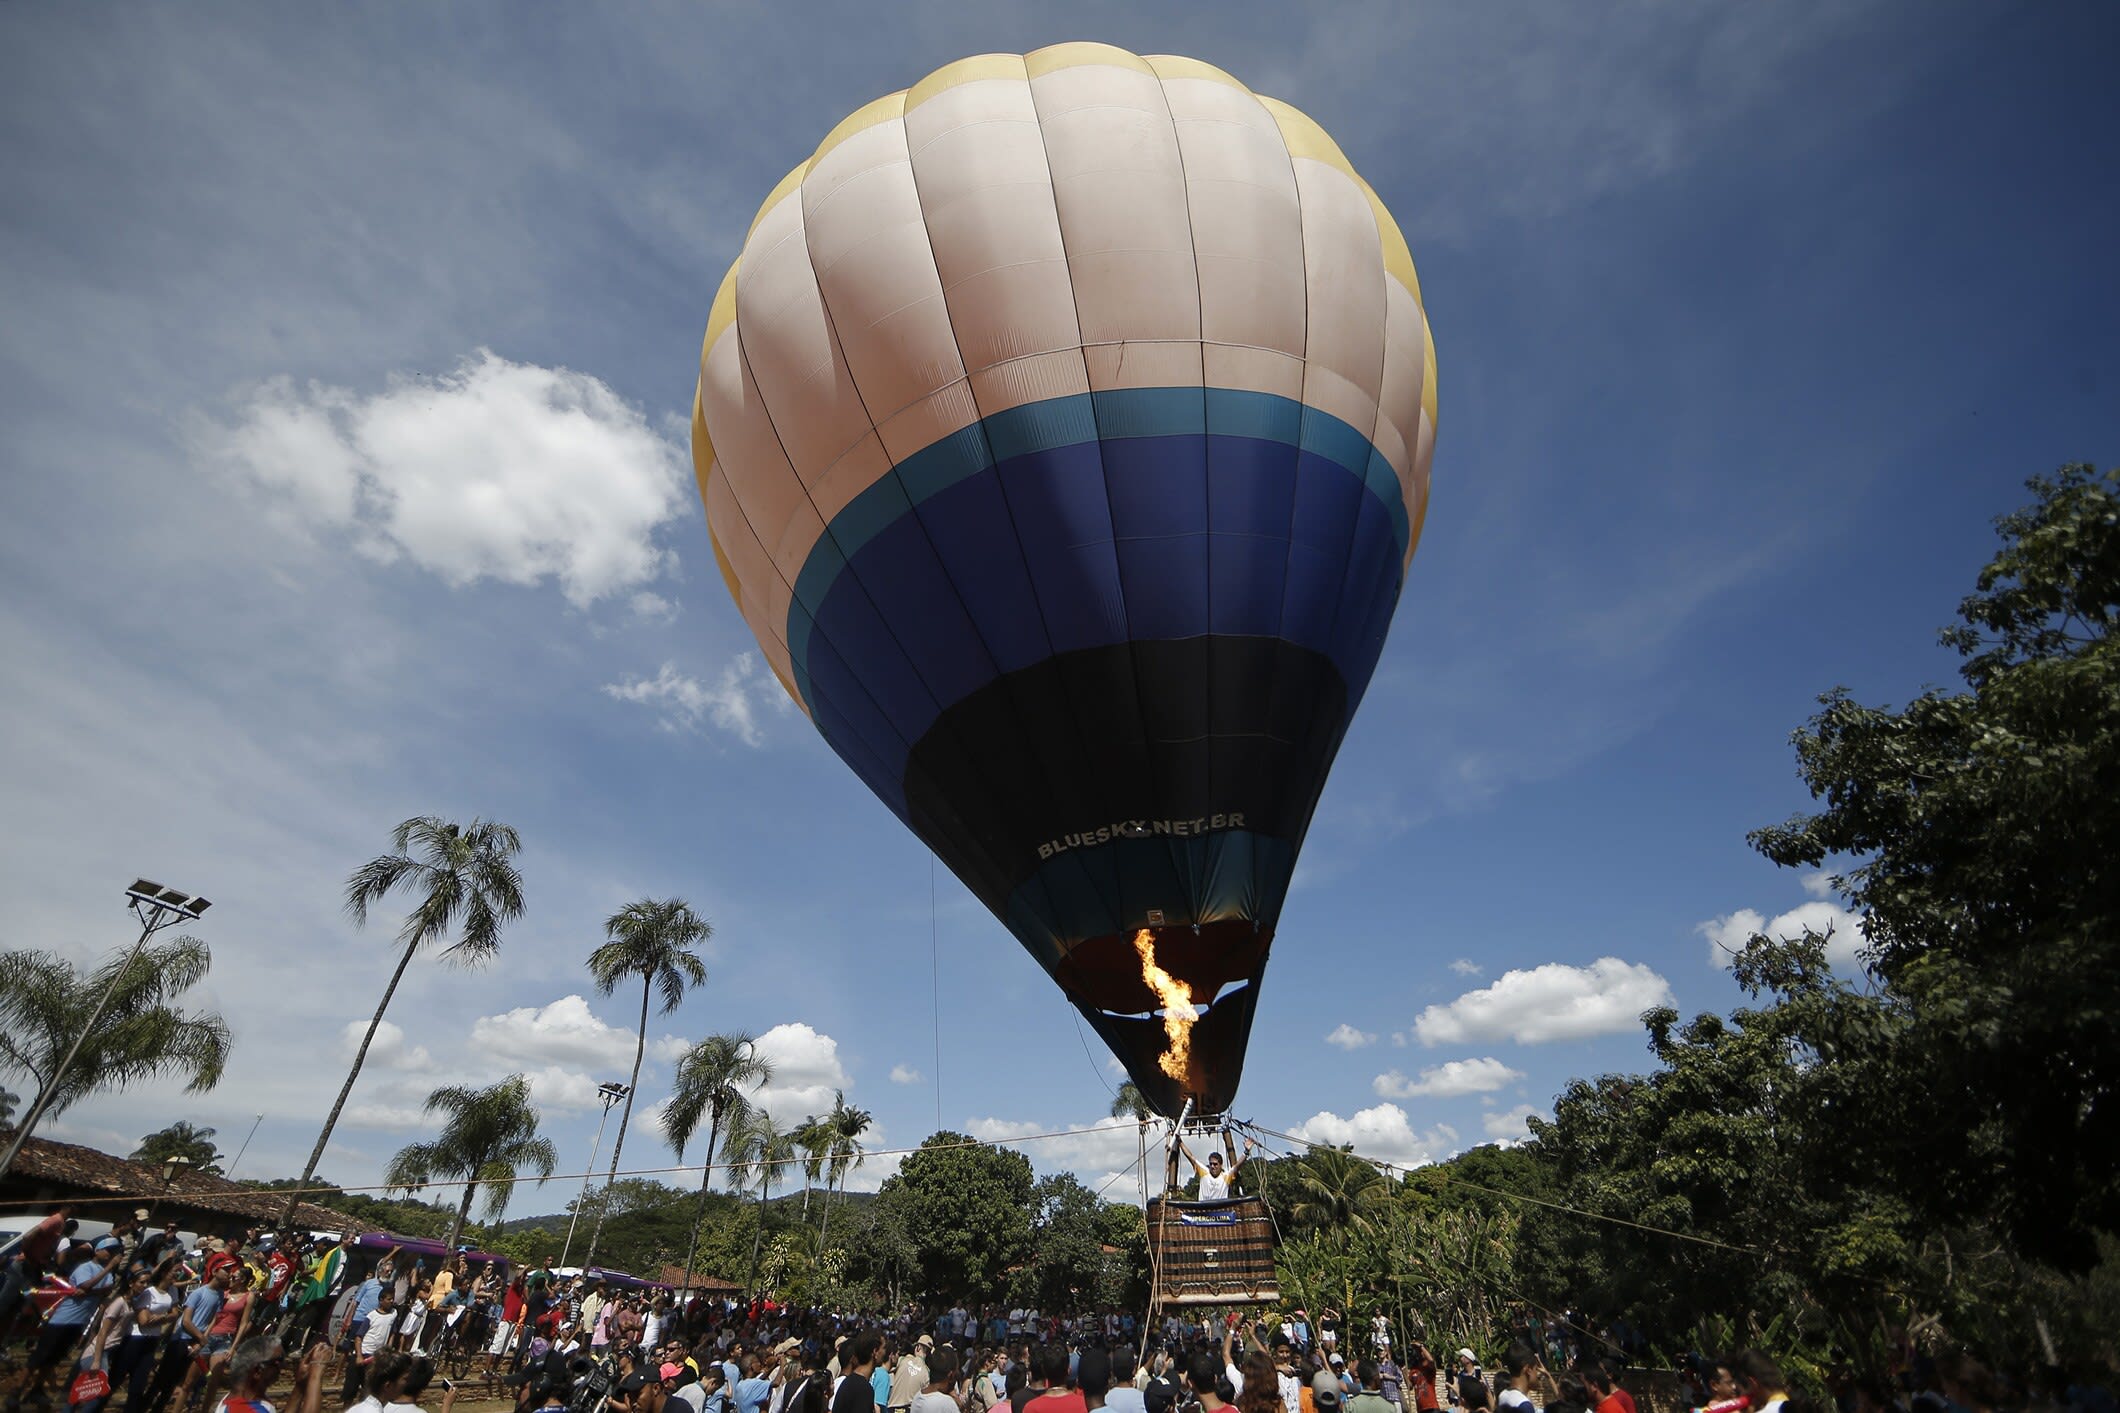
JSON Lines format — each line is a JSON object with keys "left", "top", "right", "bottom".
{"left": 441, "top": 1379, "right": 457, "bottom": 1393}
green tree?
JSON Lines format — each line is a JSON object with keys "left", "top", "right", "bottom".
{"left": 291, "top": 816, "right": 525, "bottom": 1221}
{"left": 1110, "top": 1082, "right": 1153, "bottom": 1123}
{"left": 844, "top": 1189, "right": 919, "bottom": 1310}
{"left": 582, "top": 897, "right": 711, "bottom": 1269}
{"left": 1528, "top": 930, "right": 1927, "bottom": 1347}
{"left": 1751, "top": 464, "right": 2120, "bottom": 1265}
{"left": 662, "top": 1031, "right": 773, "bottom": 1292}
{"left": 562, "top": 1177, "right": 727, "bottom": 1279}
{"left": 1094, "top": 1200, "right": 1150, "bottom": 1310}
{"left": 875, "top": 1131, "right": 1032, "bottom": 1303}
{"left": 727, "top": 1107, "right": 796, "bottom": 1289}
{"left": 1024, "top": 1172, "right": 1109, "bottom": 1310}
{"left": 1289, "top": 1145, "right": 1391, "bottom": 1237}
{"left": 0, "top": 936, "right": 231, "bottom": 1124}
{"left": 131, "top": 1120, "right": 224, "bottom": 1175}
{"left": 793, "top": 1111, "right": 834, "bottom": 1224}
{"left": 818, "top": 1093, "right": 872, "bottom": 1249}
{"left": 383, "top": 1074, "right": 559, "bottom": 1252}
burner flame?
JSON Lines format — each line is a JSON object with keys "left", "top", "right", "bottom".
{"left": 1131, "top": 928, "right": 1198, "bottom": 1082}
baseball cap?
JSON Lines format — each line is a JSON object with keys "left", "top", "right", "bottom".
{"left": 1317, "top": 1393, "right": 1343, "bottom": 1411}
{"left": 1457, "top": 1350, "right": 1477, "bottom": 1363}
{"left": 661, "top": 1364, "right": 684, "bottom": 1382}
{"left": 1330, "top": 1355, "right": 1345, "bottom": 1366}
{"left": 916, "top": 1335, "right": 934, "bottom": 1349}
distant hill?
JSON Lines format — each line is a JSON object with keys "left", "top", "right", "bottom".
{"left": 499, "top": 1186, "right": 873, "bottom": 1233}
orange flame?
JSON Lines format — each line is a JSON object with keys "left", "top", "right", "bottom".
{"left": 1131, "top": 928, "right": 1198, "bottom": 1082}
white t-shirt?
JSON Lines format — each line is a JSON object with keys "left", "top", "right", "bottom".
{"left": 135, "top": 1286, "right": 175, "bottom": 1334}
{"left": 1197, "top": 1173, "right": 1230, "bottom": 1200}
{"left": 348, "top": 1397, "right": 385, "bottom": 1413}
{"left": 360, "top": 1318, "right": 394, "bottom": 1357}
{"left": 913, "top": 1394, "right": 958, "bottom": 1413}
{"left": 1498, "top": 1391, "right": 1537, "bottom": 1413}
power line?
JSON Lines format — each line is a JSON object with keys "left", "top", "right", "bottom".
{"left": 1237, "top": 1119, "right": 1769, "bottom": 1259}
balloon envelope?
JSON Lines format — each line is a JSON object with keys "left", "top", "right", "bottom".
{"left": 693, "top": 45, "right": 1436, "bottom": 1117}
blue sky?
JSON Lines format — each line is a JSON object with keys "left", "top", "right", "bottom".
{"left": 2, "top": 2, "right": 2114, "bottom": 1219}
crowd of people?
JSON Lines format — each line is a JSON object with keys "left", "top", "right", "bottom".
{"left": 0, "top": 1203, "right": 2103, "bottom": 1413}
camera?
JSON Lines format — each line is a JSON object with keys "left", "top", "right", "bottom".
{"left": 567, "top": 1354, "right": 620, "bottom": 1413}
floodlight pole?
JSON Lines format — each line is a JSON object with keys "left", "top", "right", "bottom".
{"left": 558, "top": 1082, "right": 629, "bottom": 1270}
{"left": 0, "top": 880, "right": 210, "bottom": 1181}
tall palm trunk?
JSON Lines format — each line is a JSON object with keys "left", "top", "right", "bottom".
{"left": 585, "top": 978, "right": 648, "bottom": 1269}
{"left": 744, "top": 1162, "right": 775, "bottom": 1290}
{"left": 677, "top": 1106, "right": 723, "bottom": 1295}
{"left": 818, "top": 1167, "right": 838, "bottom": 1248}
{"left": 444, "top": 1178, "right": 479, "bottom": 1254}
{"left": 283, "top": 935, "right": 419, "bottom": 1223}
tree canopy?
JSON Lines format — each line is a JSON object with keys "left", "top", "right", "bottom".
{"left": 0, "top": 935, "right": 231, "bottom": 1121}
{"left": 132, "top": 1120, "right": 224, "bottom": 1175}
{"left": 384, "top": 1073, "right": 558, "bottom": 1252}
{"left": 1751, "top": 462, "right": 2120, "bottom": 1265}
{"left": 867, "top": 1132, "right": 1032, "bottom": 1304}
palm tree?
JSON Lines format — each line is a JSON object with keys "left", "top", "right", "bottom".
{"left": 1110, "top": 1082, "right": 1154, "bottom": 1123}
{"left": 131, "top": 1121, "right": 224, "bottom": 1175}
{"left": 288, "top": 816, "right": 524, "bottom": 1222}
{"left": 1291, "top": 1145, "right": 1390, "bottom": 1237}
{"left": 383, "top": 1075, "right": 558, "bottom": 1252}
{"left": 793, "top": 1112, "right": 834, "bottom": 1224}
{"left": 726, "top": 1108, "right": 795, "bottom": 1290}
{"left": 662, "top": 1032, "right": 773, "bottom": 1292}
{"left": 816, "top": 1092, "right": 872, "bottom": 1249}
{"left": 581, "top": 898, "right": 711, "bottom": 1269}
{"left": 0, "top": 938, "right": 231, "bottom": 1123}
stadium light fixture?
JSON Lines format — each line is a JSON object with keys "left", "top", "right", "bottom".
{"left": 0, "top": 876, "right": 216, "bottom": 1180}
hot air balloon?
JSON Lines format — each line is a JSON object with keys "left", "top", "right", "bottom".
{"left": 693, "top": 44, "right": 1435, "bottom": 1119}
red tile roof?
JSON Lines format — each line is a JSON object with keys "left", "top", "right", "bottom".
{"left": 0, "top": 1129, "right": 376, "bottom": 1235}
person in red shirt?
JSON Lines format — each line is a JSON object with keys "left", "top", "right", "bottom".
{"left": 1403, "top": 1346, "right": 1438, "bottom": 1412}
{"left": 1583, "top": 1363, "right": 1637, "bottom": 1413}
{"left": 262, "top": 1242, "right": 298, "bottom": 1305}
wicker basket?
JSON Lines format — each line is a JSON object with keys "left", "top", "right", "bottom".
{"left": 1146, "top": 1194, "right": 1280, "bottom": 1307}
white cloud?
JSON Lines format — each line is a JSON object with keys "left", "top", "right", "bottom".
{"left": 521, "top": 1066, "right": 605, "bottom": 1114}
{"left": 747, "top": 1022, "right": 851, "bottom": 1123}
{"left": 1482, "top": 1105, "right": 1545, "bottom": 1143}
{"left": 629, "top": 591, "right": 677, "bottom": 622}
{"left": 469, "top": 994, "right": 680, "bottom": 1074}
{"left": 964, "top": 1116, "right": 1145, "bottom": 1185}
{"left": 1373, "top": 1057, "right": 1524, "bottom": 1099}
{"left": 1698, "top": 881, "right": 1868, "bottom": 971}
{"left": 1390, "top": 1031, "right": 1410, "bottom": 1047}
{"left": 1288, "top": 1104, "right": 1458, "bottom": 1169}
{"left": 1325, "top": 1023, "right": 1377, "bottom": 1051}
{"left": 888, "top": 1064, "right": 922, "bottom": 1085}
{"left": 1413, "top": 958, "right": 1674, "bottom": 1046}
{"left": 198, "top": 349, "right": 686, "bottom": 607}
{"left": 603, "top": 655, "right": 790, "bottom": 746}
{"left": 339, "top": 1019, "right": 434, "bottom": 1072}
{"left": 345, "top": 1101, "right": 431, "bottom": 1133}
{"left": 1449, "top": 959, "right": 1483, "bottom": 977}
